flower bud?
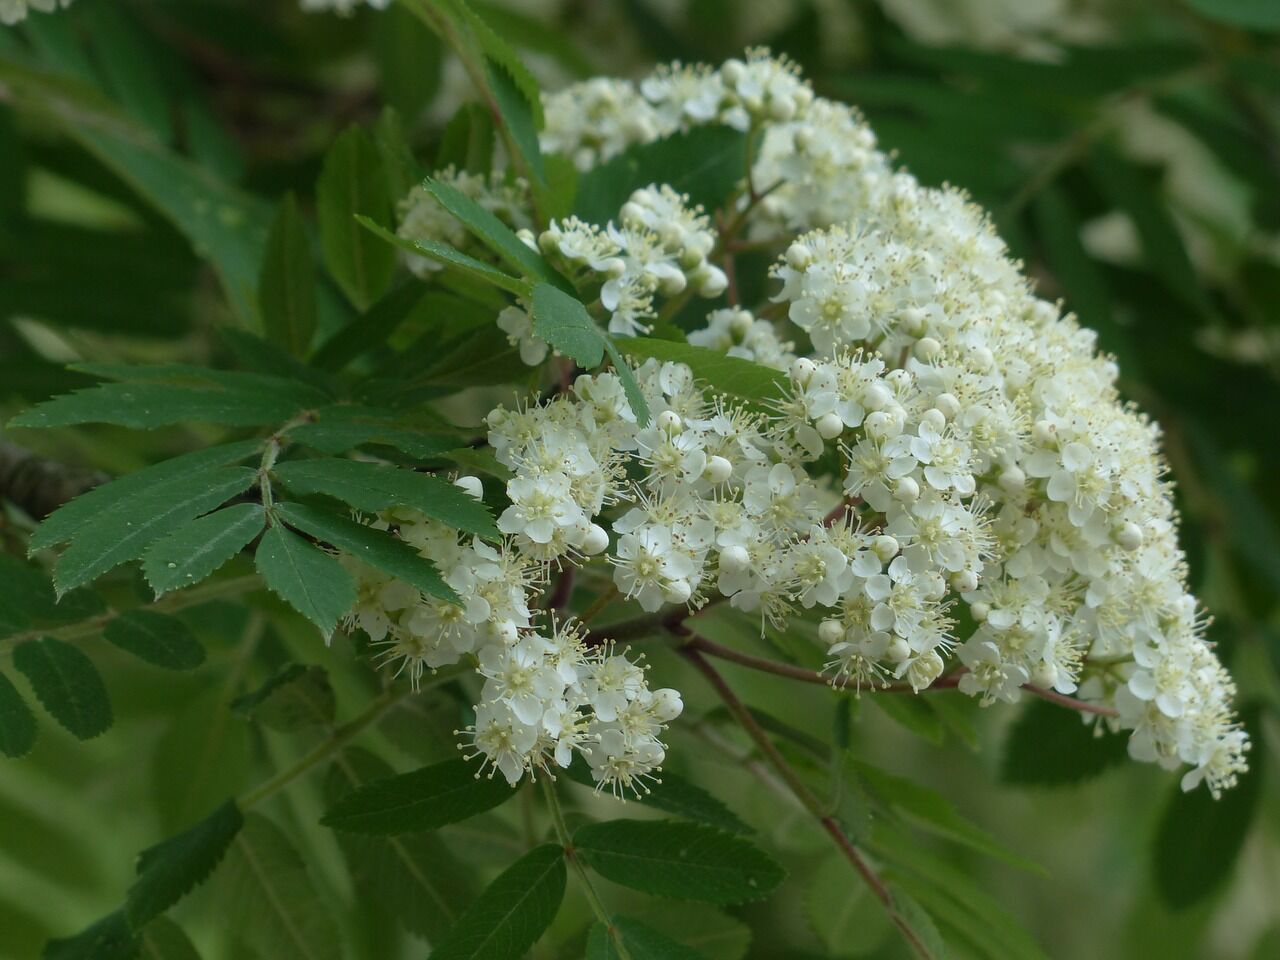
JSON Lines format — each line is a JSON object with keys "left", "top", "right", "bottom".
{"left": 495, "top": 620, "right": 519, "bottom": 644}
{"left": 816, "top": 413, "right": 844, "bottom": 440}
{"left": 721, "top": 59, "right": 745, "bottom": 86}
{"left": 864, "top": 410, "right": 894, "bottom": 440}
{"left": 786, "top": 241, "right": 812, "bottom": 271}
{"left": 1114, "top": 521, "right": 1144, "bottom": 551}
{"left": 601, "top": 257, "right": 627, "bottom": 279}
{"left": 952, "top": 569, "right": 979, "bottom": 593}
{"left": 921, "top": 408, "right": 946, "bottom": 433}
{"left": 864, "top": 382, "right": 891, "bottom": 411}
{"left": 790, "top": 357, "right": 817, "bottom": 386}
{"left": 1032, "top": 419, "right": 1057, "bottom": 445}
{"left": 914, "top": 337, "right": 942, "bottom": 362}
{"left": 581, "top": 523, "right": 610, "bottom": 556}
{"left": 516, "top": 228, "right": 538, "bottom": 252}
{"left": 818, "top": 619, "right": 846, "bottom": 646}
{"left": 893, "top": 476, "right": 920, "bottom": 503}
{"left": 887, "top": 637, "right": 911, "bottom": 663}
{"left": 729, "top": 309, "right": 753, "bottom": 339}
{"left": 719, "top": 545, "right": 750, "bottom": 573}
{"left": 657, "top": 410, "right": 682, "bottom": 432}
{"left": 658, "top": 271, "right": 688, "bottom": 297}
{"left": 705, "top": 455, "right": 733, "bottom": 484}
{"left": 650, "top": 688, "right": 684, "bottom": 722}
{"left": 769, "top": 93, "right": 796, "bottom": 122}
{"left": 970, "top": 601, "right": 990, "bottom": 622}
{"left": 793, "top": 127, "right": 815, "bottom": 152}
{"left": 900, "top": 307, "right": 927, "bottom": 337}
{"left": 998, "top": 466, "right": 1026, "bottom": 493}
{"left": 453, "top": 475, "right": 484, "bottom": 500}
{"left": 697, "top": 265, "right": 728, "bottom": 298}
{"left": 872, "top": 535, "right": 899, "bottom": 563}
{"left": 1030, "top": 661, "right": 1056, "bottom": 689}
{"left": 934, "top": 392, "right": 960, "bottom": 420}
{"left": 663, "top": 578, "right": 692, "bottom": 604}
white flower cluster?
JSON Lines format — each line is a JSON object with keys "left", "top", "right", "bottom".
{"left": 516, "top": 52, "right": 1248, "bottom": 796}
{"left": 299, "top": 0, "right": 390, "bottom": 13}
{"left": 342, "top": 505, "right": 682, "bottom": 792}
{"left": 1, "top": 0, "right": 71, "bottom": 26}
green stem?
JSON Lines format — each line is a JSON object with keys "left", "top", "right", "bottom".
{"left": 1, "top": 573, "right": 262, "bottom": 654}
{"left": 540, "top": 778, "right": 633, "bottom": 960}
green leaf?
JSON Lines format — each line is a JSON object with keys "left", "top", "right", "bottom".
{"left": 142, "top": 504, "right": 265, "bottom": 596}
{"left": 28, "top": 440, "right": 262, "bottom": 552}
{"left": 1000, "top": 698, "right": 1128, "bottom": 787}
{"left": 12, "top": 637, "right": 112, "bottom": 740}
{"left": 587, "top": 917, "right": 709, "bottom": 960}
{"left": 485, "top": 56, "right": 546, "bottom": 187}
{"left": 889, "top": 888, "right": 951, "bottom": 960}
{"left": 259, "top": 193, "right": 318, "bottom": 359}
{"left": 125, "top": 799, "right": 244, "bottom": 930}
{"left": 634, "top": 906, "right": 751, "bottom": 960}
{"left": 53, "top": 467, "right": 258, "bottom": 595}
{"left": 565, "top": 759, "right": 751, "bottom": 835}
{"left": 137, "top": 918, "right": 201, "bottom": 960}
{"left": 317, "top": 126, "right": 396, "bottom": 310}
{"left": 603, "top": 338, "right": 653, "bottom": 428}
{"left": 0, "top": 670, "right": 38, "bottom": 758}
{"left": 805, "top": 854, "right": 892, "bottom": 957}
{"left": 423, "top": 176, "right": 558, "bottom": 284}
{"left": 437, "top": 101, "right": 496, "bottom": 174}
{"left": 1187, "top": 0, "right": 1280, "bottom": 30}
{"left": 374, "top": 3, "right": 444, "bottom": 121}
{"left": 215, "top": 814, "right": 341, "bottom": 960}
{"left": 854, "top": 761, "right": 1040, "bottom": 873}
{"left": 0, "top": 556, "right": 105, "bottom": 636}
{"left": 356, "top": 214, "right": 531, "bottom": 296}
{"left": 286, "top": 405, "right": 459, "bottom": 459}
{"left": 1153, "top": 711, "right": 1263, "bottom": 909}
{"left": 324, "top": 748, "right": 476, "bottom": 940}
{"left": 272, "top": 458, "right": 499, "bottom": 540}
{"left": 873, "top": 694, "right": 946, "bottom": 746}
{"left": 427, "top": 843, "right": 565, "bottom": 960}
{"left": 573, "top": 126, "right": 748, "bottom": 225}
{"left": 618, "top": 338, "right": 786, "bottom": 408}
{"left": 572, "top": 820, "right": 785, "bottom": 904}
{"left": 43, "top": 911, "right": 137, "bottom": 960}
{"left": 104, "top": 610, "right": 207, "bottom": 671}
{"left": 231, "top": 664, "right": 336, "bottom": 732}
{"left": 530, "top": 281, "right": 605, "bottom": 366}
{"left": 253, "top": 525, "right": 356, "bottom": 639}
{"left": 321, "top": 756, "right": 516, "bottom": 834}
{"left": 275, "top": 501, "right": 459, "bottom": 603}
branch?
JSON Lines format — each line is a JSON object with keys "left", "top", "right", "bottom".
{"left": 0, "top": 441, "right": 108, "bottom": 522}
{"left": 681, "top": 647, "right": 935, "bottom": 960}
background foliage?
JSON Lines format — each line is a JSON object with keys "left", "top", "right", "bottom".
{"left": 1, "top": 1, "right": 1279, "bottom": 959}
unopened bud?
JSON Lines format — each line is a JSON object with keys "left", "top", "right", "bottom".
{"left": 453, "top": 476, "right": 484, "bottom": 500}
{"left": 816, "top": 413, "right": 844, "bottom": 440}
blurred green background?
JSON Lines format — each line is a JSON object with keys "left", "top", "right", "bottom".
{"left": 1, "top": 1, "right": 1279, "bottom": 959}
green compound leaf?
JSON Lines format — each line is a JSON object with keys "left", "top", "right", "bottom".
{"left": 103, "top": 610, "right": 206, "bottom": 671}
{"left": 42, "top": 910, "right": 137, "bottom": 960}
{"left": 530, "top": 281, "right": 604, "bottom": 367}
{"left": 321, "top": 757, "right": 516, "bottom": 835}
{"left": 125, "top": 799, "right": 244, "bottom": 930}
{"left": 486, "top": 56, "right": 546, "bottom": 188}
{"left": 254, "top": 525, "right": 356, "bottom": 640}
{"left": 423, "top": 176, "right": 558, "bottom": 284}
{"left": 286, "top": 405, "right": 459, "bottom": 459}
{"left": 142, "top": 503, "right": 265, "bottom": 596}
{"left": 427, "top": 843, "right": 566, "bottom": 960}
{"left": 572, "top": 819, "right": 785, "bottom": 905}
{"left": 564, "top": 758, "right": 751, "bottom": 835}
{"left": 1000, "top": 698, "right": 1128, "bottom": 787}
{"left": 357, "top": 215, "right": 532, "bottom": 296}
{"left": 324, "top": 748, "right": 477, "bottom": 941}
{"left": 0, "top": 670, "right": 38, "bottom": 758}
{"left": 1154, "top": 708, "right": 1264, "bottom": 910}
{"left": 573, "top": 125, "right": 748, "bottom": 225}
{"left": 275, "top": 501, "right": 458, "bottom": 603}
{"left": 12, "top": 637, "right": 112, "bottom": 740}
{"left": 28, "top": 440, "right": 263, "bottom": 553}
{"left": 53, "top": 467, "right": 258, "bottom": 595}
{"left": 619, "top": 338, "right": 786, "bottom": 407}
{"left": 215, "top": 813, "right": 341, "bottom": 960}
{"left": 272, "top": 458, "right": 499, "bottom": 540}
{"left": 231, "top": 664, "right": 336, "bottom": 733}
{"left": 259, "top": 192, "right": 318, "bottom": 359}
{"left": 137, "top": 918, "right": 201, "bottom": 960}
{"left": 587, "top": 916, "right": 710, "bottom": 959}
{"left": 317, "top": 125, "right": 395, "bottom": 311}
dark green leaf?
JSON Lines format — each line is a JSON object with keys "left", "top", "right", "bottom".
{"left": 0, "top": 556, "right": 105, "bottom": 636}
{"left": 0, "top": 670, "right": 38, "bottom": 758}
{"left": 587, "top": 917, "right": 709, "bottom": 960}
{"left": 619, "top": 338, "right": 785, "bottom": 408}
{"left": 254, "top": 525, "right": 356, "bottom": 639}
{"left": 1000, "top": 698, "right": 1128, "bottom": 786}
{"left": 427, "top": 843, "right": 565, "bottom": 960}
{"left": 603, "top": 338, "right": 652, "bottom": 427}
{"left": 1154, "top": 711, "right": 1263, "bottom": 909}
{"left": 28, "top": 440, "right": 262, "bottom": 552}
{"left": 356, "top": 214, "right": 531, "bottom": 296}
{"left": 485, "top": 56, "right": 546, "bottom": 187}
{"left": 104, "top": 610, "right": 206, "bottom": 671}
{"left": 42, "top": 911, "right": 137, "bottom": 960}
{"left": 573, "top": 126, "right": 748, "bottom": 225}
{"left": 125, "top": 799, "right": 244, "bottom": 929}
{"left": 565, "top": 759, "right": 751, "bottom": 835}
{"left": 10, "top": 381, "right": 314, "bottom": 429}
{"left": 12, "top": 637, "right": 112, "bottom": 740}
{"left": 215, "top": 814, "right": 341, "bottom": 960}
{"left": 437, "top": 102, "right": 496, "bottom": 174}
{"left": 423, "top": 176, "right": 558, "bottom": 284}
{"left": 324, "top": 748, "right": 476, "bottom": 940}
{"left": 142, "top": 504, "right": 265, "bottom": 596}
{"left": 53, "top": 467, "right": 258, "bottom": 595}
{"left": 286, "top": 406, "right": 459, "bottom": 460}
{"left": 275, "top": 501, "right": 458, "bottom": 603}
{"left": 137, "top": 918, "right": 201, "bottom": 960}
{"left": 375, "top": 4, "right": 444, "bottom": 120}
{"left": 1187, "top": 0, "right": 1280, "bottom": 29}
{"left": 272, "top": 458, "right": 499, "bottom": 540}
{"left": 230, "top": 664, "right": 335, "bottom": 732}
{"left": 873, "top": 693, "right": 945, "bottom": 746}
{"left": 530, "top": 281, "right": 604, "bottom": 366}
{"left": 259, "top": 193, "right": 317, "bottom": 359}
{"left": 572, "top": 819, "right": 785, "bottom": 904}
{"left": 321, "top": 757, "right": 516, "bottom": 834}
{"left": 318, "top": 126, "right": 396, "bottom": 310}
